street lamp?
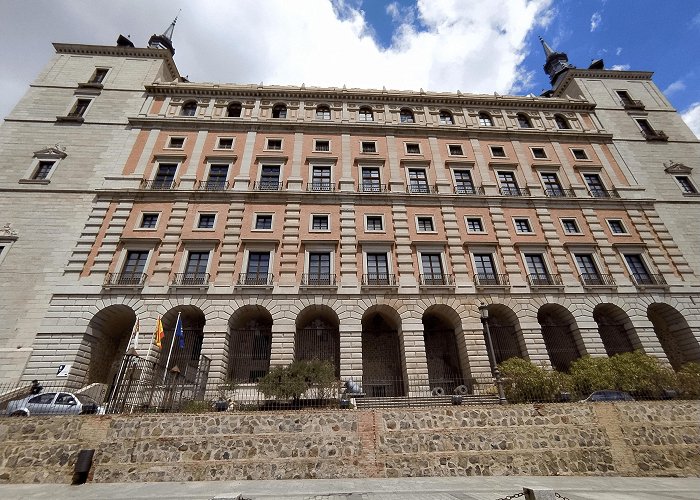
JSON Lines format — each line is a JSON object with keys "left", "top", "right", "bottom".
{"left": 479, "top": 302, "right": 507, "bottom": 405}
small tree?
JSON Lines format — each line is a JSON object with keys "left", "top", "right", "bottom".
{"left": 498, "top": 358, "right": 570, "bottom": 403}
{"left": 677, "top": 362, "right": 700, "bottom": 399}
{"left": 257, "top": 360, "right": 337, "bottom": 402}
{"left": 608, "top": 351, "right": 676, "bottom": 398}
{"left": 568, "top": 356, "right": 616, "bottom": 396}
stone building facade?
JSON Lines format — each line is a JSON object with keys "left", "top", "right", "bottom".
{"left": 0, "top": 31, "right": 698, "bottom": 394}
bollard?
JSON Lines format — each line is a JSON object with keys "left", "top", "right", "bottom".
{"left": 523, "top": 487, "right": 556, "bottom": 500}
{"left": 72, "top": 449, "right": 95, "bottom": 485}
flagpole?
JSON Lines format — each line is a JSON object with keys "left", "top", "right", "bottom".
{"left": 131, "top": 318, "right": 155, "bottom": 413}
{"left": 108, "top": 317, "right": 139, "bottom": 412}
{"left": 163, "top": 312, "right": 181, "bottom": 383}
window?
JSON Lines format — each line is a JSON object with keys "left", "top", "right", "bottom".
{"left": 265, "top": 138, "right": 282, "bottom": 150}
{"left": 439, "top": 110, "right": 454, "bottom": 125}
{"left": 624, "top": 254, "right": 653, "bottom": 284}
{"left": 675, "top": 176, "right": 698, "bottom": 194}
{"left": 561, "top": 218, "right": 580, "bottom": 234}
{"left": 316, "top": 105, "right": 331, "bottom": 120}
{"left": 554, "top": 114, "right": 570, "bottom": 129}
{"left": 466, "top": 218, "right": 484, "bottom": 233}
{"left": 514, "top": 218, "right": 533, "bottom": 234}
{"left": 140, "top": 213, "right": 159, "bottom": 229}
{"left": 454, "top": 170, "right": 476, "bottom": 194}
{"left": 498, "top": 171, "right": 520, "bottom": 195}
{"left": 311, "top": 214, "right": 329, "bottom": 231}
{"left": 517, "top": 113, "right": 532, "bottom": 128}
{"left": 490, "top": 146, "right": 506, "bottom": 158}
{"left": 121, "top": 250, "right": 149, "bottom": 279}
{"left": 361, "top": 141, "right": 377, "bottom": 153}
{"left": 314, "top": 140, "right": 330, "bottom": 152}
{"left": 259, "top": 165, "right": 281, "bottom": 190}
{"left": 69, "top": 98, "right": 91, "bottom": 118}
{"left": 31, "top": 160, "right": 55, "bottom": 180}
{"left": 541, "top": 172, "right": 564, "bottom": 197}
{"left": 616, "top": 90, "right": 634, "bottom": 106}
{"left": 205, "top": 164, "right": 228, "bottom": 190}
{"left": 181, "top": 101, "right": 197, "bottom": 117}
{"left": 245, "top": 251, "right": 271, "bottom": 284}
{"left": 417, "top": 216, "right": 435, "bottom": 232}
{"left": 272, "top": 104, "right": 287, "bottom": 118}
{"left": 525, "top": 253, "right": 551, "bottom": 284}
{"left": 408, "top": 168, "right": 429, "bottom": 193}
{"left": 366, "top": 253, "right": 389, "bottom": 283}
{"left": 478, "top": 112, "right": 494, "bottom": 127}
{"left": 361, "top": 167, "right": 381, "bottom": 192}
{"left": 89, "top": 68, "right": 108, "bottom": 84}
{"left": 185, "top": 251, "right": 209, "bottom": 276}
{"left": 399, "top": 108, "right": 415, "bottom": 123}
{"left": 358, "top": 107, "right": 374, "bottom": 122}
{"left": 474, "top": 254, "right": 498, "bottom": 282}
{"left": 310, "top": 165, "right": 332, "bottom": 191}
{"left": 571, "top": 148, "right": 588, "bottom": 160}
{"left": 583, "top": 173, "right": 607, "bottom": 197}
{"left": 448, "top": 144, "right": 463, "bottom": 156}
{"left": 167, "top": 137, "right": 185, "bottom": 149}
{"left": 227, "top": 102, "right": 242, "bottom": 117}
{"left": 531, "top": 147, "right": 547, "bottom": 159}
{"left": 197, "top": 214, "right": 216, "bottom": 229}
{"left": 255, "top": 214, "right": 273, "bottom": 230}
{"left": 153, "top": 163, "right": 177, "bottom": 189}
{"left": 405, "top": 143, "right": 421, "bottom": 154}
{"left": 607, "top": 219, "right": 627, "bottom": 234}
{"left": 216, "top": 137, "right": 234, "bottom": 149}
{"left": 421, "top": 253, "right": 445, "bottom": 283}
{"left": 365, "top": 215, "right": 383, "bottom": 231}
{"left": 575, "top": 254, "right": 602, "bottom": 283}
{"left": 307, "top": 252, "right": 331, "bottom": 284}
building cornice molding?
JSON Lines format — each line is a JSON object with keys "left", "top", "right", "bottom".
{"left": 553, "top": 69, "right": 654, "bottom": 97}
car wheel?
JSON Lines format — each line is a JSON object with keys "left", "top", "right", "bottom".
{"left": 10, "top": 410, "right": 28, "bottom": 417}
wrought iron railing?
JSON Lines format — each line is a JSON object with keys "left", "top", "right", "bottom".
{"left": 454, "top": 185, "right": 485, "bottom": 195}
{"left": 362, "top": 273, "right": 396, "bottom": 286}
{"left": 358, "top": 183, "right": 388, "bottom": 193}
{"left": 407, "top": 184, "right": 437, "bottom": 194}
{"left": 253, "top": 181, "right": 283, "bottom": 191}
{"left": 301, "top": 273, "right": 336, "bottom": 286}
{"left": 588, "top": 188, "right": 620, "bottom": 199}
{"left": 197, "top": 180, "right": 229, "bottom": 191}
{"left": 171, "top": 273, "right": 210, "bottom": 286}
{"left": 140, "top": 179, "right": 177, "bottom": 190}
{"left": 474, "top": 273, "right": 509, "bottom": 287}
{"left": 307, "top": 182, "right": 334, "bottom": 192}
{"left": 103, "top": 272, "right": 146, "bottom": 287}
{"left": 237, "top": 273, "right": 273, "bottom": 286}
{"left": 528, "top": 273, "right": 563, "bottom": 286}
{"left": 500, "top": 186, "right": 530, "bottom": 197}
{"left": 580, "top": 273, "right": 616, "bottom": 287}
{"left": 544, "top": 187, "right": 576, "bottom": 198}
{"left": 420, "top": 273, "right": 455, "bottom": 286}
{"left": 631, "top": 273, "right": 667, "bottom": 287}
{"left": 621, "top": 99, "right": 645, "bottom": 110}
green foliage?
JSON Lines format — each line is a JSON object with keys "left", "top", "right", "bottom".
{"left": 568, "top": 356, "right": 616, "bottom": 395}
{"left": 180, "top": 400, "right": 212, "bottom": 413}
{"left": 257, "top": 360, "right": 337, "bottom": 401}
{"left": 676, "top": 362, "right": 700, "bottom": 398}
{"left": 498, "top": 358, "right": 570, "bottom": 403}
{"left": 607, "top": 351, "right": 676, "bottom": 397}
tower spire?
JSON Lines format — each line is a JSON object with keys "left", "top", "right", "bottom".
{"left": 539, "top": 36, "right": 554, "bottom": 58}
{"left": 539, "top": 36, "right": 575, "bottom": 87}
{"left": 148, "top": 12, "right": 180, "bottom": 56}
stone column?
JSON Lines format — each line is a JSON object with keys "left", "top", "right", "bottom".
{"left": 521, "top": 325, "right": 552, "bottom": 368}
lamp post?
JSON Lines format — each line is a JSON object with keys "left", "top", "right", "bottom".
{"left": 479, "top": 302, "right": 507, "bottom": 405}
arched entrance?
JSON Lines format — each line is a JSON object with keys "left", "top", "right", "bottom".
{"left": 83, "top": 305, "right": 136, "bottom": 385}
{"left": 484, "top": 304, "right": 525, "bottom": 364}
{"left": 295, "top": 305, "right": 340, "bottom": 377}
{"left": 593, "top": 303, "right": 637, "bottom": 356}
{"left": 361, "top": 306, "right": 405, "bottom": 397}
{"left": 161, "top": 306, "right": 206, "bottom": 375}
{"left": 538, "top": 304, "right": 582, "bottom": 372}
{"left": 422, "top": 306, "right": 466, "bottom": 392}
{"left": 228, "top": 306, "right": 273, "bottom": 383}
{"left": 648, "top": 303, "right": 700, "bottom": 370}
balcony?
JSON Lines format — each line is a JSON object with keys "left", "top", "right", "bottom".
{"left": 631, "top": 273, "right": 667, "bottom": 288}
{"left": 621, "top": 99, "right": 645, "bottom": 111}
{"left": 171, "top": 272, "right": 210, "bottom": 287}
{"left": 474, "top": 273, "right": 509, "bottom": 287}
{"left": 358, "top": 183, "right": 388, "bottom": 193}
{"left": 454, "top": 185, "right": 485, "bottom": 195}
{"left": 580, "top": 273, "right": 616, "bottom": 287}
{"left": 500, "top": 186, "right": 530, "bottom": 197}
{"left": 237, "top": 273, "right": 274, "bottom": 286}
{"left": 420, "top": 273, "right": 455, "bottom": 287}
{"left": 253, "top": 181, "right": 283, "bottom": 191}
{"left": 544, "top": 187, "right": 576, "bottom": 198}
{"left": 103, "top": 272, "right": 146, "bottom": 288}
{"left": 197, "top": 180, "right": 229, "bottom": 191}
{"left": 588, "top": 188, "right": 620, "bottom": 199}
{"left": 301, "top": 273, "right": 336, "bottom": 287}
{"left": 528, "top": 273, "right": 563, "bottom": 287}
{"left": 641, "top": 129, "right": 668, "bottom": 141}
{"left": 362, "top": 273, "right": 396, "bottom": 287}
{"left": 407, "top": 184, "right": 438, "bottom": 195}
{"left": 140, "top": 179, "right": 177, "bottom": 190}
{"left": 307, "top": 182, "right": 334, "bottom": 192}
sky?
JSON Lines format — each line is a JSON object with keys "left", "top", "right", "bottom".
{"left": 0, "top": 0, "right": 699, "bottom": 137}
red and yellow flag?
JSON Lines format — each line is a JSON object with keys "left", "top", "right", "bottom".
{"left": 154, "top": 317, "right": 165, "bottom": 348}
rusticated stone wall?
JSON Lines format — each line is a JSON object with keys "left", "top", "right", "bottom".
{"left": 0, "top": 402, "right": 698, "bottom": 484}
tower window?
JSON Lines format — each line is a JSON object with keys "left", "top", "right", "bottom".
{"left": 439, "top": 110, "right": 454, "bottom": 125}
{"left": 358, "top": 106, "right": 374, "bottom": 122}
{"left": 517, "top": 113, "right": 532, "bottom": 128}
{"left": 181, "top": 101, "right": 197, "bottom": 117}
{"left": 272, "top": 104, "right": 287, "bottom": 119}
{"left": 554, "top": 114, "right": 570, "bottom": 129}
{"left": 675, "top": 176, "right": 698, "bottom": 194}
{"left": 316, "top": 105, "right": 331, "bottom": 120}
{"left": 89, "top": 68, "right": 108, "bottom": 84}
{"left": 399, "top": 108, "right": 415, "bottom": 123}
{"left": 227, "top": 102, "right": 242, "bottom": 117}
{"left": 478, "top": 112, "right": 494, "bottom": 127}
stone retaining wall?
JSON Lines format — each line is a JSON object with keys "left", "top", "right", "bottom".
{"left": 0, "top": 401, "right": 698, "bottom": 483}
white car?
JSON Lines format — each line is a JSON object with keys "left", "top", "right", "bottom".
{"left": 6, "top": 391, "right": 105, "bottom": 416}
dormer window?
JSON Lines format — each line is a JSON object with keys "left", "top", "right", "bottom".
{"left": 478, "top": 112, "right": 494, "bottom": 127}
{"left": 272, "top": 104, "right": 287, "bottom": 119}
{"left": 554, "top": 114, "right": 570, "bottom": 129}
{"left": 316, "top": 105, "right": 331, "bottom": 120}
{"left": 181, "top": 101, "right": 197, "bottom": 117}
{"left": 227, "top": 102, "right": 242, "bottom": 117}
{"left": 400, "top": 108, "right": 415, "bottom": 123}
{"left": 517, "top": 113, "right": 532, "bottom": 128}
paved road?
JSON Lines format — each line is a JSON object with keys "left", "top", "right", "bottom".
{"left": 1, "top": 477, "right": 699, "bottom": 500}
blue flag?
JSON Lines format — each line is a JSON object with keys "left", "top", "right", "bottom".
{"left": 174, "top": 315, "right": 185, "bottom": 349}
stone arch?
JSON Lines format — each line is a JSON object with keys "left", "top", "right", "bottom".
{"left": 227, "top": 305, "right": 273, "bottom": 383}
{"left": 295, "top": 304, "right": 340, "bottom": 377}
{"left": 648, "top": 303, "right": 700, "bottom": 370}
{"left": 537, "top": 304, "right": 582, "bottom": 371}
{"left": 82, "top": 304, "right": 136, "bottom": 386}
{"left": 483, "top": 303, "right": 526, "bottom": 364}
{"left": 161, "top": 305, "right": 207, "bottom": 373}
{"left": 593, "top": 303, "right": 639, "bottom": 356}
{"left": 422, "top": 304, "right": 467, "bottom": 391}
{"left": 361, "top": 305, "right": 405, "bottom": 397}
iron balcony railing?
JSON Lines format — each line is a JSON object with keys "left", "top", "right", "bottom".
{"left": 307, "top": 182, "right": 334, "bottom": 192}
{"left": 197, "top": 180, "right": 229, "bottom": 191}
{"left": 362, "top": 273, "right": 396, "bottom": 286}
{"left": 454, "top": 185, "right": 485, "bottom": 195}
{"left": 528, "top": 273, "right": 563, "bottom": 287}
{"left": 631, "top": 273, "right": 667, "bottom": 287}
{"left": 500, "top": 186, "right": 530, "bottom": 197}
{"left": 301, "top": 273, "right": 336, "bottom": 286}
{"left": 238, "top": 273, "right": 274, "bottom": 286}
{"left": 171, "top": 273, "right": 210, "bottom": 286}
{"left": 407, "top": 184, "right": 438, "bottom": 194}
{"left": 580, "top": 273, "right": 616, "bottom": 287}
{"left": 474, "top": 273, "right": 509, "bottom": 287}
{"left": 621, "top": 98, "right": 645, "bottom": 111}
{"left": 544, "top": 187, "right": 576, "bottom": 198}
{"left": 253, "top": 181, "right": 283, "bottom": 191}
{"left": 420, "top": 273, "right": 455, "bottom": 286}
{"left": 140, "top": 179, "right": 177, "bottom": 190}
{"left": 641, "top": 129, "right": 669, "bottom": 141}
{"left": 104, "top": 272, "right": 146, "bottom": 287}
{"left": 358, "top": 183, "right": 388, "bottom": 193}
{"left": 588, "top": 188, "right": 620, "bottom": 199}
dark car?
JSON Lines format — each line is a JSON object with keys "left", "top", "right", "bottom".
{"left": 6, "top": 392, "right": 105, "bottom": 416}
{"left": 581, "top": 390, "right": 634, "bottom": 402}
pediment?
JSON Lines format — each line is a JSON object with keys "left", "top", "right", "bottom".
{"left": 33, "top": 146, "right": 67, "bottom": 159}
{"left": 664, "top": 161, "right": 692, "bottom": 174}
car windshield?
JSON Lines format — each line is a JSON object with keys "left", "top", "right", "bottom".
{"left": 75, "top": 394, "right": 98, "bottom": 405}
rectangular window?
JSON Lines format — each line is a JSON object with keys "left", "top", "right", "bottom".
{"left": 361, "top": 141, "right": 377, "bottom": 153}
{"left": 448, "top": 144, "right": 464, "bottom": 156}
{"left": 216, "top": 137, "right": 234, "bottom": 149}
{"left": 616, "top": 90, "right": 634, "bottom": 106}
{"left": 408, "top": 168, "right": 429, "bottom": 193}
{"left": 361, "top": 167, "right": 381, "bottom": 192}
{"left": 525, "top": 254, "right": 550, "bottom": 284}
{"left": 514, "top": 218, "right": 532, "bottom": 233}
{"left": 454, "top": 170, "right": 475, "bottom": 194}
{"left": 575, "top": 254, "right": 601, "bottom": 282}
{"left": 197, "top": 214, "right": 216, "bottom": 229}
{"left": 676, "top": 176, "right": 698, "bottom": 194}
{"left": 167, "top": 137, "right": 185, "bottom": 148}
{"left": 140, "top": 213, "right": 159, "bottom": 229}
{"left": 153, "top": 163, "right": 177, "bottom": 189}
{"left": 311, "top": 166, "right": 332, "bottom": 191}
{"left": 314, "top": 140, "right": 330, "bottom": 152}
{"left": 246, "top": 252, "right": 271, "bottom": 281}
{"left": 311, "top": 215, "right": 329, "bottom": 231}
{"left": 636, "top": 119, "right": 655, "bottom": 135}
{"left": 405, "top": 143, "right": 421, "bottom": 154}
{"left": 531, "top": 147, "right": 547, "bottom": 159}
{"left": 498, "top": 171, "right": 520, "bottom": 195}
{"left": 259, "top": 165, "right": 281, "bottom": 190}
{"left": 255, "top": 214, "right": 272, "bottom": 230}
{"left": 89, "top": 68, "right": 108, "bottom": 84}
{"left": 466, "top": 217, "right": 484, "bottom": 233}
{"left": 121, "top": 250, "right": 149, "bottom": 277}
{"left": 417, "top": 216, "right": 435, "bottom": 232}
{"left": 421, "top": 253, "right": 444, "bottom": 281}
{"left": 69, "top": 98, "right": 91, "bottom": 117}
{"left": 308, "top": 252, "right": 331, "bottom": 282}
{"left": 607, "top": 219, "right": 627, "bottom": 234}
{"left": 206, "top": 164, "right": 228, "bottom": 189}
{"left": 366, "top": 253, "right": 389, "bottom": 281}
{"left": 32, "top": 160, "right": 55, "bottom": 180}
{"left": 474, "top": 253, "right": 497, "bottom": 281}
{"left": 490, "top": 146, "right": 506, "bottom": 158}
{"left": 185, "top": 251, "right": 209, "bottom": 275}
{"left": 561, "top": 218, "right": 580, "bottom": 234}
{"left": 265, "top": 138, "right": 282, "bottom": 150}
{"left": 366, "top": 215, "right": 383, "bottom": 231}
{"left": 541, "top": 172, "right": 564, "bottom": 196}
{"left": 571, "top": 148, "right": 588, "bottom": 160}
{"left": 624, "top": 254, "right": 652, "bottom": 284}
{"left": 583, "top": 173, "right": 606, "bottom": 197}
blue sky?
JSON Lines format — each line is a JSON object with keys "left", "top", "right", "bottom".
{"left": 0, "top": 0, "right": 698, "bottom": 134}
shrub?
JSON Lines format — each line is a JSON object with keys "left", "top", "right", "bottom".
{"left": 257, "top": 360, "right": 337, "bottom": 401}
{"left": 568, "top": 356, "right": 616, "bottom": 396}
{"left": 676, "top": 362, "right": 700, "bottom": 399}
{"left": 180, "top": 400, "right": 212, "bottom": 413}
{"left": 498, "top": 358, "right": 570, "bottom": 403}
{"left": 608, "top": 351, "right": 676, "bottom": 398}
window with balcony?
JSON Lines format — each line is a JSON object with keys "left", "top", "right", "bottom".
{"left": 517, "top": 113, "right": 532, "bottom": 128}
{"left": 311, "top": 214, "right": 329, "bottom": 231}
{"left": 513, "top": 218, "right": 533, "bottom": 234}
{"left": 473, "top": 253, "right": 499, "bottom": 284}
{"left": 316, "top": 105, "right": 331, "bottom": 120}
{"left": 408, "top": 168, "right": 429, "bottom": 193}
{"left": 531, "top": 147, "right": 547, "bottom": 159}
{"left": 181, "top": 101, "right": 197, "bottom": 117}
{"left": 358, "top": 106, "right": 374, "bottom": 122}
{"left": 365, "top": 215, "right": 384, "bottom": 232}
{"left": 616, "top": 90, "right": 643, "bottom": 109}
{"left": 197, "top": 214, "right": 216, "bottom": 229}
{"left": 244, "top": 251, "right": 271, "bottom": 285}
{"left": 306, "top": 252, "right": 332, "bottom": 285}
{"left": 561, "top": 218, "right": 580, "bottom": 234}
{"left": 361, "top": 141, "right": 377, "bottom": 153}
{"left": 624, "top": 254, "right": 655, "bottom": 285}
{"left": 417, "top": 216, "right": 435, "bottom": 232}
{"left": 448, "top": 144, "right": 464, "bottom": 156}
{"left": 216, "top": 137, "right": 234, "bottom": 149}
{"left": 365, "top": 253, "right": 390, "bottom": 285}
{"left": 420, "top": 253, "right": 447, "bottom": 285}
{"left": 498, "top": 171, "right": 521, "bottom": 195}
{"left": 258, "top": 165, "right": 281, "bottom": 190}
{"left": 140, "top": 213, "right": 159, "bottom": 229}
{"left": 675, "top": 176, "right": 698, "bottom": 194}
{"left": 227, "top": 101, "right": 242, "bottom": 117}
{"left": 525, "top": 253, "right": 554, "bottom": 285}
{"left": 636, "top": 119, "right": 667, "bottom": 140}
{"left": 453, "top": 169, "right": 476, "bottom": 194}
{"left": 439, "top": 110, "right": 454, "bottom": 124}
{"left": 607, "top": 219, "right": 627, "bottom": 234}
{"left": 118, "top": 250, "right": 149, "bottom": 285}
{"left": 399, "top": 108, "right": 415, "bottom": 123}
{"left": 181, "top": 251, "right": 210, "bottom": 284}
{"left": 152, "top": 163, "right": 177, "bottom": 189}
{"left": 466, "top": 217, "right": 484, "bottom": 233}
{"left": 314, "top": 140, "right": 330, "bottom": 152}
{"left": 64, "top": 98, "right": 91, "bottom": 120}
{"left": 554, "top": 114, "right": 570, "bottom": 129}
{"left": 405, "top": 143, "right": 421, "bottom": 154}
{"left": 361, "top": 167, "right": 381, "bottom": 192}
{"left": 541, "top": 172, "right": 565, "bottom": 197}
{"left": 575, "top": 254, "right": 605, "bottom": 286}
{"left": 204, "top": 164, "right": 228, "bottom": 190}
{"left": 583, "top": 173, "right": 611, "bottom": 198}
{"left": 310, "top": 165, "right": 332, "bottom": 191}
{"left": 272, "top": 104, "right": 287, "bottom": 118}
{"left": 478, "top": 112, "right": 494, "bottom": 127}
{"left": 254, "top": 214, "right": 273, "bottom": 230}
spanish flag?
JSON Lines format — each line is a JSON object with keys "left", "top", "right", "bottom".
{"left": 154, "top": 317, "right": 165, "bottom": 348}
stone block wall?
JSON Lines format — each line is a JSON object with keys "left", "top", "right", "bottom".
{"left": 0, "top": 402, "right": 698, "bottom": 484}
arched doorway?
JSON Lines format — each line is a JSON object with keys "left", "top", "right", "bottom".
{"left": 593, "top": 303, "right": 637, "bottom": 356}
{"left": 538, "top": 304, "right": 582, "bottom": 371}
{"left": 83, "top": 305, "right": 136, "bottom": 385}
{"left": 484, "top": 304, "right": 525, "bottom": 364}
{"left": 648, "top": 303, "right": 700, "bottom": 370}
{"left": 422, "top": 306, "right": 465, "bottom": 392}
{"left": 161, "top": 306, "right": 206, "bottom": 376}
{"left": 228, "top": 306, "right": 273, "bottom": 383}
{"left": 295, "top": 305, "right": 340, "bottom": 377}
{"left": 361, "top": 306, "right": 405, "bottom": 397}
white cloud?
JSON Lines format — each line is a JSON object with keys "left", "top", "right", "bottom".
{"left": 664, "top": 80, "right": 686, "bottom": 95}
{"left": 590, "top": 11, "right": 602, "bottom": 31}
{"left": 610, "top": 64, "right": 631, "bottom": 71}
{"left": 681, "top": 102, "right": 700, "bottom": 139}
{"left": 385, "top": 2, "right": 400, "bottom": 22}
{"left": 615, "top": 47, "right": 622, "bottom": 56}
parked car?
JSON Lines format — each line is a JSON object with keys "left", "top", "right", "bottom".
{"left": 6, "top": 391, "right": 105, "bottom": 416}
{"left": 581, "top": 390, "right": 634, "bottom": 402}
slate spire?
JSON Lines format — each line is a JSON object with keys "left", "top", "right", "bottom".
{"left": 539, "top": 36, "right": 575, "bottom": 86}
{"left": 148, "top": 13, "right": 179, "bottom": 55}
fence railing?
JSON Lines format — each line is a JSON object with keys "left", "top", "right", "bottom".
{"left": 406, "top": 184, "right": 438, "bottom": 194}
{"left": 358, "top": 183, "right": 388, "bottom": 193}
{"left": 420, "top": 273, "right": 455, "bottom": 286}
{"left": 528, "top": 273, "right": 563, "bottom": 287}
{"left": 631, "top": 273, "right": 667, "bottom": 287}
{"left": 362, "top": 273, "right": 397, "bottom": 286}
{"left": 474, "top": 273, "right": 509, "bottom": 287}
{"left": 500, "top": 186, "right": 530, "bottom": 197}
{"left": 103, "top": 272, "right": 146, "bottom": 287}
{"left": 197, "top": 180, "right": 229, "bottom": 191}
{"left": 237, "top": 273, "right": 273, "bottom": 286}
{"left": 544, "top": 187, "right": 576, "bottom": 198}
{"left": 588, "top": 188, "right": 620, "bottom": 199}
{"left": 171, "top": 272, "right": 210, "bottom": 287}
{"left": 301, "top": 273, "right": 336, "bottom": 286}
{"left": 307, "top": 182, "right": 334, "bottom": 192}
{"left": 580, "top": 273, "right": 616, "bottom": 287}
{"left": 454, "top": 185, "right": 484, "bottom": 195}
{"left": 253, "top": 181, "right": 283, "bottom": 191}
{"left": 140, "top": 179, "right": 178, "bottom": 190}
